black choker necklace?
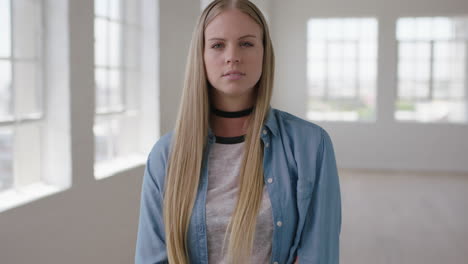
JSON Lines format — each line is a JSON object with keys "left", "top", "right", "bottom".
{"left": 211, "top": 106, "right": 254, "bottom": 118}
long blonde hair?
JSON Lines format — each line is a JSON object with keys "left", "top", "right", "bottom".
{"left": 163, "top": 0, "right": 275, "bottom": 263}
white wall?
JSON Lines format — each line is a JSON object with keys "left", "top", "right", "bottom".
{"left": 0, "top": 1, "right": 200, "bottom": 263}
{"left": 159, "top": 0, "right": 201, "bottom": 134}
{"left": 270, "top": 0, "right": 468, "bottom": 173}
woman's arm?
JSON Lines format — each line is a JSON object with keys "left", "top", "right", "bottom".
{"left": 296, "top": 128, "right": 342, "bottom": 263}
{"left": 135, "top": 144, "right": 169, "bottom": 264}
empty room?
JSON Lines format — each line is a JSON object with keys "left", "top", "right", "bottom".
{"left": 1, "top": 0, "right": 467, "bottom": 263}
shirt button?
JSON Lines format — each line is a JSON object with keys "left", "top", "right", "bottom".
{"left": 276, "top": 221, "right": 282, "bottom": 227}
{"left": 265, "top": 142, "right": 269, "bottom": 148}
{"left": 267, "top": 177, "right": 273, "bottom": 183}
{"left": 273, "top": 262, "right": 279, "bottom": 264}
{"left": 263, "top": 129, "right": 267, "bottom": 135}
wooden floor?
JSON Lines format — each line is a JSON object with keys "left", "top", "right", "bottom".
{"left": 338, "top": 168, "right": 468, "bottom": 264}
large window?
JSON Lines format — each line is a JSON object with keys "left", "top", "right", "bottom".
{"left": 0, "top": 0, "right": 43, "bottom": 193}
{"left": 307, "top": 18, "right": 378, "bottom": 122}
{"left": 94, "top": 0, "right": 144, "bottom": 178}
{"left": 395, "top": 17, "right": 468, "bottom": 123}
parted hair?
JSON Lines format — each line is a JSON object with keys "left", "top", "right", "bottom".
{"left": 163, "top": 0, "right": 275, "bottom": 263}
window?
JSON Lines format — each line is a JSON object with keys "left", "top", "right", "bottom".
{"left": 0, "top": 0, "right": 43, "bottom": 193}
{"left": 307, "top": 18, "right": 378, "bottom": 122}
{"left": 396, "top": 16, "right": 468, "bottom": 123}
{"left": 94, "top": 0, "right": 144, "bottom": 178}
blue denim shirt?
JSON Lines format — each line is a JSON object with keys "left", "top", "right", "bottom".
{"left": 135, "top": 107, "right": 342, "bottom": 264}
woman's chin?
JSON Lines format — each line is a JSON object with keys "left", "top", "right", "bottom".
{"left": 221, "top": 88, "right": 253, "bottom": 98}
{"left": 212, "top": 84, "right": 253, "bottom": 97}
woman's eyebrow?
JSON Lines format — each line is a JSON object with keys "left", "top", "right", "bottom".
{"left": 208, "top": 34, "right": 257, "bottom": 41}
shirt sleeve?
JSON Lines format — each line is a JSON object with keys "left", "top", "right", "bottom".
{"left": 135, "top": 145, "right": 169, "bottom": 264}
{"left": 296, "top": 128, "right": 342, "bottom": 263}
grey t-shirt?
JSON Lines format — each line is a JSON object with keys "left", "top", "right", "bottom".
{"left": 206, "top": 139, "right": 274, "bottom": 264}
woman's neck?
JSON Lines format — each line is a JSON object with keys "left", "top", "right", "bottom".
{"left": 209, "top": 89, "right": 255, "bottom": 137}
{"left": 210, "top": 114, "right": 251, "bottom": 137}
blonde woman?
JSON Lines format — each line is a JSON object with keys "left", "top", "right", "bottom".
{"left": 135, "top": 0, "right": 341, "bottom": 263}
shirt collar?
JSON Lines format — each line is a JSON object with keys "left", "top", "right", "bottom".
{"left": 263, "top": 105, "right": 279, "bottom": 137}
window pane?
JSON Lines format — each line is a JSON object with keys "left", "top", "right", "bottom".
{"left": 397, "top": 18, "right": 414, "bottom": 41}
{"left": 342, "top": 18, "right": 359, "bottom": 39}
{"left": 449, "top": 83, "right": 464, "bottom": 98}
{"left": 399, "top": 43, "right": 415, "bottom": 60}
{"left": 359, "top": 19, "right": 377, "bottom": 40}
{"left": 307, "top": 61, "right": 325, "bottom": 82}
{"left": 326, "top": 19, "right": 343, "bottom": 40}
{"left": 413, "top": 81, "right": 429, "bottom": 98}
{"left": 433, "top": 42, "right": 466, "bottom": 99}
{"left": 95, "top": 68, "right": 107, "bottom": 111}
{"left": 414, "top": 17, "right": 433, "bottom": 40}
{"left": 327, "top": 60, "right": 342, "bottom": 80}
{"left": 109, "top": 69, "right": 122, "bottom": 109}
{"left": 307, "top": 19, "right": 326, "bottom": 40}
{"left": 433, "top": 60, "right": 450, "bottom": 81}
{"left": 108, "top": 21, "right": 121, "bottom": 67}
{"left": 415, "top": 42, "right": 430, "bottom": 60}
{"left": 433, "top": 80, "right": 451, "bottom": 98}
{"left": 0, "top": 0, "right": 11, "bottom": 58}
{"left": 0, "top": 127, "right": 13, "bottom": 192}
{"left": 125, "top": 71, "right": 140, "bottom": 110}
{"left": 308, "top": 82, "right": 324, "bottom": 97}
{"left": 396, "top": 16, "right": 468, "bottom": 123}
{"left": 109, "top": 0, "right": 122, "bottom": 20}
{"left": 342, "top": 60, "right": 357, "bottom": 80}
{"left": 109, "top": 117, "right": 121, "bottom": 157}
{"left": 359, "top": 42, "right": 377, "bottom": 60}
{"left": 94, "top": 117, "right": 110, "bottom": 162}
{"left": 95, "top": 0, "right": 108, "bottom": 18}
{"left": 414, "top": 60, "right": 430, "bottom": 81}
{"left": 13, "top": 0, "right": 40, "bottom": 59}
{"left": 14, "top": 122, "right": 41, "bottom": 186}
{"left": 94, "top": 18, "right": 108, "bottom": 66}
{"left": 307, "top": 41, "right": 325, "bottom": 60}
{"left": 15, "top": 61, "right": 41, "bottom": 116}
{"left": 433, "top": 17, "right": 453, "bottom": 40}
{"left": 329, "top": 80, "right": 352, "bottom": 97}
{"left": 94, "top": 116, "right": 121, "bottom": 163}
{"left": 434, "top": 41, "right": 452, "bottom": 60}
{"left": 342, "top": 42, "right": 356, "bottom": 60}
{"left": 0, "top": 60, "right": 12, "bottom": 118}
{"left": 359, "top": 61, "right": 376, "bottom": 81}
{"left": 398, "top": 80, "right": 429, "bottom": 99}
{"left": 328, "top": 42, "right": 342, "bottom": 60}
{"left": 94, "top": 0, "right": 143, "bottom": 169}
{"left": 307, "top": 17, "right": 377, "bottom": 122}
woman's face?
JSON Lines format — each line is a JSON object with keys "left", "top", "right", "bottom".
{"left": 204, "top": 9, "right": 264, "bottom": 100}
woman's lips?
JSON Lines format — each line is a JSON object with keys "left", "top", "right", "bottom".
{"left": 223, "top": 73, "right": 244, "bottom": 80}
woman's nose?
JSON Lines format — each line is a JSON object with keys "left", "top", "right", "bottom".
{"left": 226, "top": 46, "right": 241, "bottom": 64}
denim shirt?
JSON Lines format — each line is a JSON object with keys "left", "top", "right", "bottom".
{"left": 135, "top": 107, "right": 342, "bottom": 264}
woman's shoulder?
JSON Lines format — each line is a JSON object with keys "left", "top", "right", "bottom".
{"left": 147, "top": 131, "right": 174, "bottom": 168}
{"left": 271, "top": 107, "right": 329, "bottom": 143}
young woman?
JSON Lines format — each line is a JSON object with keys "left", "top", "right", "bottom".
{"left": 135, "top": 1, "right": 342, "bottom": 263}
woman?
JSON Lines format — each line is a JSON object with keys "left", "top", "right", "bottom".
{"left": 135, "top": 1, "right": 342, "bottom": 263}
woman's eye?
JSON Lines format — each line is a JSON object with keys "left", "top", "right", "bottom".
{"left": 210, "top": 42, "right": 253, "bottom": 49}
{"left": 211, "top": 43, "right": 223, "bottom": 49}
